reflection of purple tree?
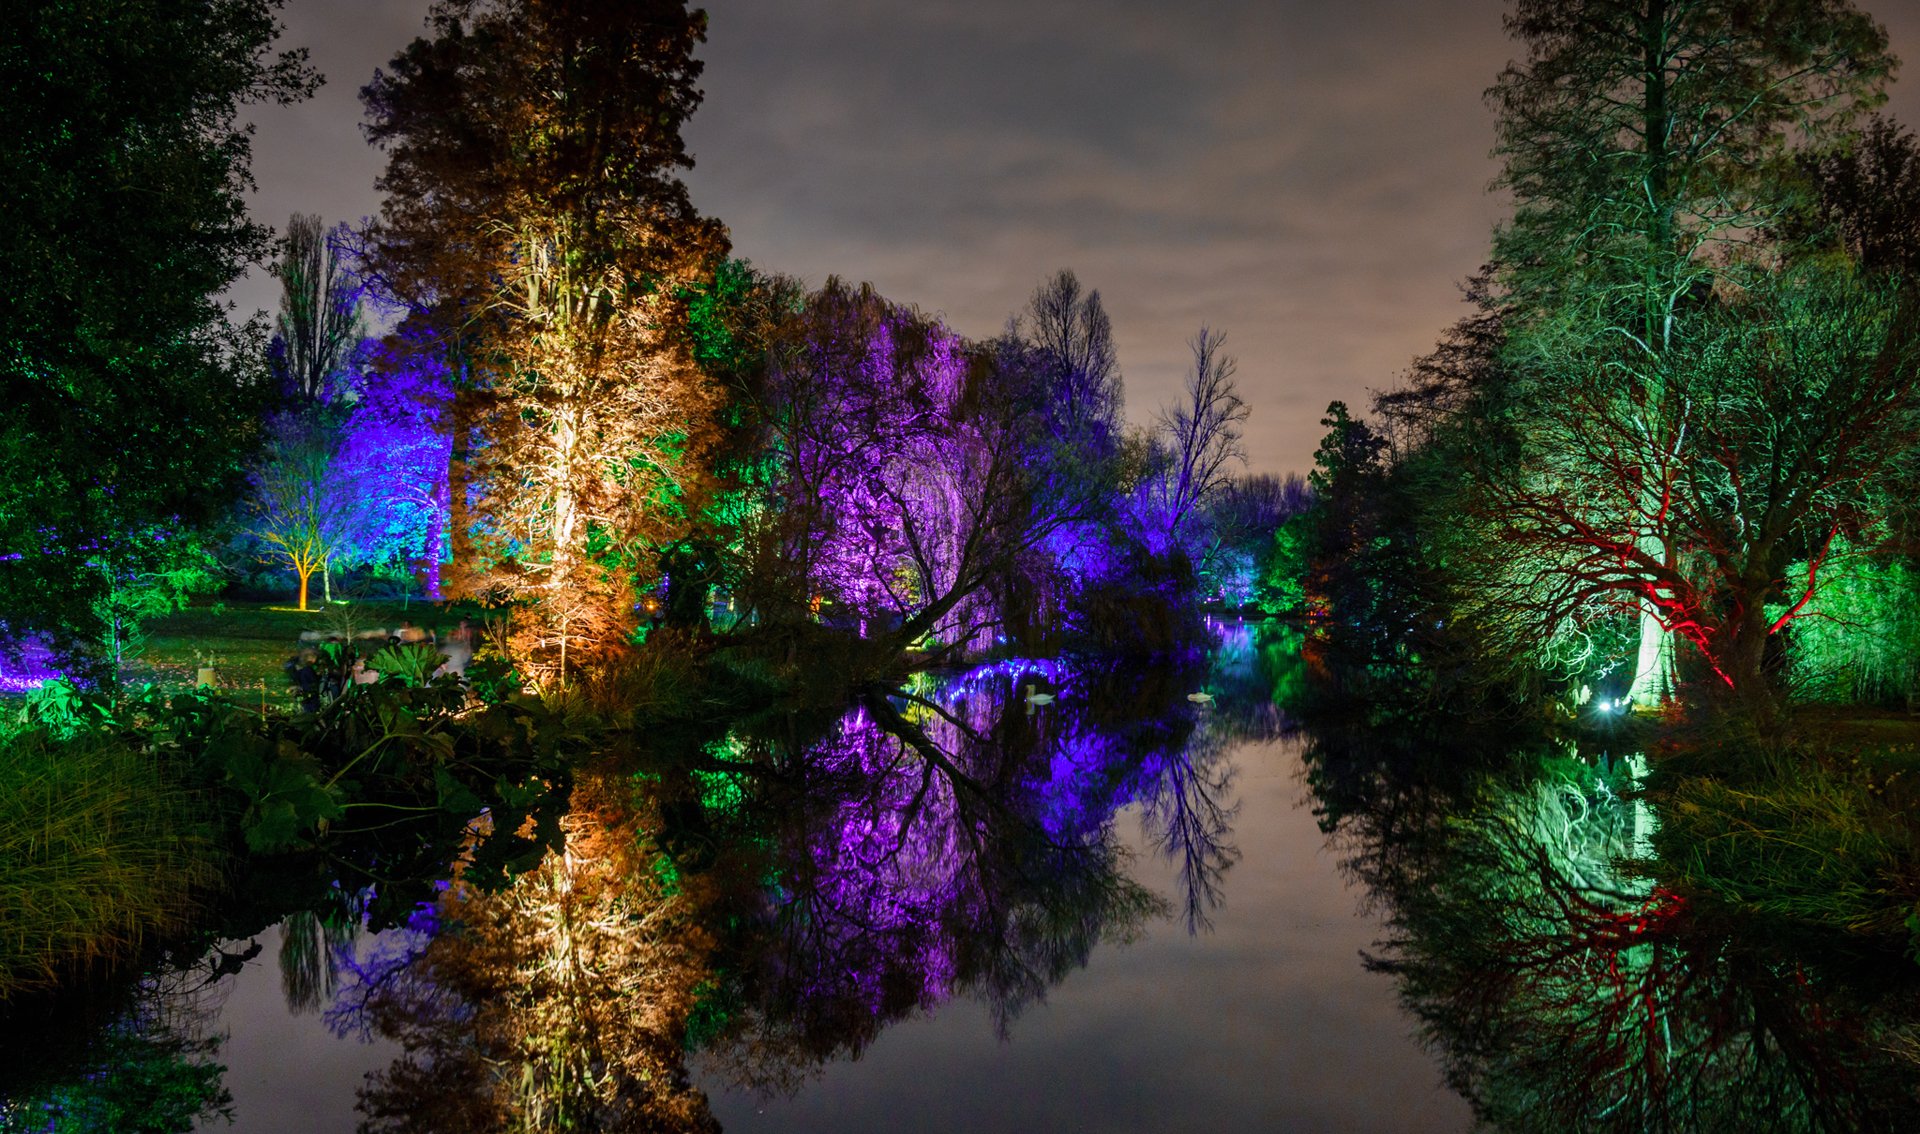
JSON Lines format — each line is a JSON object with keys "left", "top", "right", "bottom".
{"left": 707, "top": 647, "right": 1261, "bottom": 1090}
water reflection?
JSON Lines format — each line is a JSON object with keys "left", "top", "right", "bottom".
{"left": 235, "top": 643, "right": 1281, "bottom": 1131}
{"left": 0, "top": 958, "right": 237, "bottom": 1131}
{"left": 1299, "top": 701, "right": 1920, "bottom": 1132}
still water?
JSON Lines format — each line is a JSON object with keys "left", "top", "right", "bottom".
{"left": 184, "top": 625, "right": 1470, "bottom": 1132}
{"left": 20, "top": 621, "right": 1920, "bottom": 1130}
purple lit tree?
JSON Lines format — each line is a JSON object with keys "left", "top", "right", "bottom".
{"left": 334, "top": 333, "right": 456, "bottom": 600}
{"left": 739, "top": 276, "right": 1128, "bottom": 655}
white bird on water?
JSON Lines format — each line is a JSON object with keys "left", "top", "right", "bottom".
{"left": 1023, "top": 684, "right": 1055, "bottom": 706}
{"left": 1186, "top": 691, "right": 1214, "bottom": 704}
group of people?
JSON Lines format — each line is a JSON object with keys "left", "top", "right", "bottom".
{"left": 283, "top": 618, "right": 477, "bottom": 712}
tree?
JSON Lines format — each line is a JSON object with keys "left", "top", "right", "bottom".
{"left": 250, "top": 413, "right": 355, "bottom": 612}
{"left": 1142, "top": 328, "right": 1249, "bottom": 562}
{"left": 1797, "top": 114, "right": 1920, "bottom": 276}
{"left": 0, "top": 0, "right": 316, "bottom": 678}
{"left": 1480, "top": 0, "right": 1896, "bottom": 708}
{"left": 270, "top": 214, "right": 364, "bottom": 404}
{"left": 1021, "top": 270, "right": 1123, "bottom": 452}
{"left": 739, "top": 279, "right": 1130, "bottom": 655}
{"left": 362, "top": 0, "right": 729, "bottom": 684}
{"left": 1460, "top": 266, "right": 1920, "bottom": 718}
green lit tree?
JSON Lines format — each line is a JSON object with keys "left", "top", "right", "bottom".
{"left": 0, "top": 0, "right": 316, "bottom": 679}
{"left": 1475, "top": 0, "right": 1897, "bottom": 710}
{"left": 1466, "top": 266, "right": 1920, "bottom": 719}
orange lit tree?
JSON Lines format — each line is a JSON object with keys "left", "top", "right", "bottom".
{"left": 363, "top": 0, "right": 729, "bottom": 684}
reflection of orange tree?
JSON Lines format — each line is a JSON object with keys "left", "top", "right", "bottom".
{"left": 342, "top": 768, "right": 721, "bottom": 1133}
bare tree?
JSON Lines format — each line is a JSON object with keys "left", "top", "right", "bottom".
{"left": 251, "top": 414, "right": 355, "bottom": 612}
{"left": 1149, "top": 328, "right": 1249, "bottom": 559}
{"left": 272, "top": 214, "right": 363, "bottom": 404}
{"left": 1022, "top": 269, "right": 1122, "bottom": 444}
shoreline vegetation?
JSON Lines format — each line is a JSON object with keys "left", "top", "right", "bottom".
{"left": 6, "top": 0, "right": 1920, "bottom": 1127}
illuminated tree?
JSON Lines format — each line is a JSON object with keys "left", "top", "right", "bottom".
{"left": 250, "top": 412, "right": 355, "bottom": 611}
{"left": 1485, "top": 0, "right": 1894, "bottom": 706}
{"left": 334, "top": 333, "right": 457, "bottom": 600}
{"left": 363, "top": 0, "right": 729, "bottom": 683}
{"left": 0, "top": 0, "right": 315, "bottom": 677}
{"left": 739, "top": 279, "right": 1127, "bottom": 653}
{"left": 1139, "top": 328, "right": 1249, "bottom": 563}
{"left": 1462, "top": 267, "right": 1920, "bottom": 719}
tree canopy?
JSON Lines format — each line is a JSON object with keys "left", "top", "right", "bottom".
{"left": 0, "top": 0, "right": 316, "bottom": 674}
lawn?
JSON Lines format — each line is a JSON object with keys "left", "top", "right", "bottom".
{"left": 123, "top": 599, "right": 490, "bottom": 705}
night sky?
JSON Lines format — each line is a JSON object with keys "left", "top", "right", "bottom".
{"left": 235, "top": 0, "right": 1920, "bottom": 476}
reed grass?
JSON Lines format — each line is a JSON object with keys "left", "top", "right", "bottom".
{"left": 0, "top": 729, "right": 223, "bottom": 1000}
{"left": 1655, "top": 753, "right": 1920, "bottom": 938}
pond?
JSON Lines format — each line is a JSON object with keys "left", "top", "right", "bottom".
{"left": 11, "top": 622, "right": 1916, "bottom": 1131}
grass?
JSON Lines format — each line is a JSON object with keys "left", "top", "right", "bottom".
{"left": 0, "top": 729, "right": 224, "bottom": 1001}
{"left": 1652, "top": 737, "right": 1920, "bottom": 940}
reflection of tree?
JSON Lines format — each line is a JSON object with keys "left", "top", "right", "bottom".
{"left": 331, "top": 769, "right": 720, "bottom": 1134}
{"left": 1136, "top": 712, "right": 1239, "bottom": 933}
{"left": 0, "top": 964, "right": 234, "bottom": 1134}
{"left": 694, "top": 654, "right": 1261, "bottom": 1094}
{"left": 1323, "top": 737, "right": 1920, "bottom": 1132}
{"left": 281, "top": 643, "right": 1265, "bottom": 1127}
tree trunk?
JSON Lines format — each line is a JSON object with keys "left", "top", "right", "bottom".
{"left": 1719, "top": 593, "right": 1781, "bottom": 727}
{"left": 424, "top": 478, "right": 447, "bottom": 601}
{"left": 298, "top": 568, "right": 312, "bottom": 612}
{"left": 1628, "top": 600, "right": 1675, "bottom": 708}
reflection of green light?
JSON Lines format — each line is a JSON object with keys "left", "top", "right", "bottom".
{"left": 692, "top": 767, "right": 745, "bottom": 813}
{"left": 695, "top": 737, "right": 750, "bottom": 813}
{"left": 683, "top": 978, "right": 733, "bottom": 1050}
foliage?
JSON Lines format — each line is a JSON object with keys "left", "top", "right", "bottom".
{"left": 1795, "top": 115, "right": 1920, "bottom": 276}
{"left": 1770, "top": 547, "right": 1920, "bottom": 705}
{"left": 1256, "top": 512, "right": 1313, "bottom": 616}
{"left": 0, "top": 0, "right": 315, "bottom": 678}
{"left": 0, "top": 989, "right": 234, "bottom": 1134}
{"left": 1652, "top": 745, "right": 1920, "bottom": 940}
{"left": 0, "top": 725, "right": 222, "bottom": 1001}
{"left": 1490, "top": 0, "right": 1892, "bottom": 342}
{"left": 89, "top": 532, "right": 225, "bottom": 684}
{"left": 362, "top": 0, "right": 730, "bottom": 685}
{"left": 367, "top": 641, "right": 449, "bottom": 686}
